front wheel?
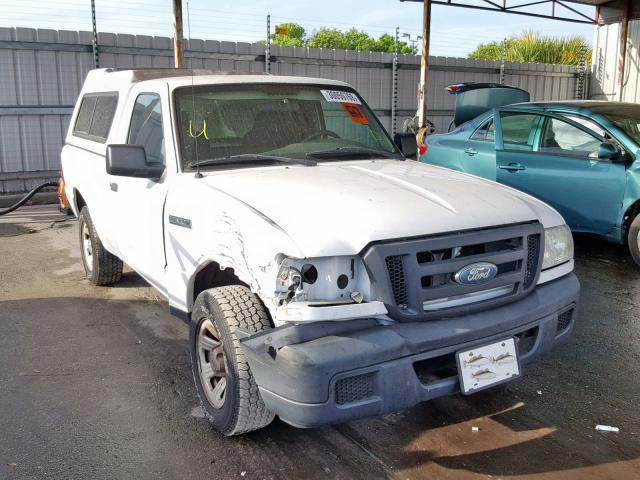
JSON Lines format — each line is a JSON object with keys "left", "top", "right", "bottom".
{"left": 190, "top": 285, "right": 275, "bottom": 436}
{"left": 628, "top": 213, "right": 640, "bottom": 267}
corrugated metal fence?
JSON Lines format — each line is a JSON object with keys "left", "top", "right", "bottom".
{"left": 0, "top": 27, "right": 582, "bottom": 193}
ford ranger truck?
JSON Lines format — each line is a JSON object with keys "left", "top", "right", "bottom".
{"left": 61, "top": 69, "right": 579, "bottom": 436}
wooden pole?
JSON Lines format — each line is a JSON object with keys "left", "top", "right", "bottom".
{"left": 417, "top": 0, "right": 431, "bottom": 128}
{"left": 173, "top": 0, "right": 184, "bottom": 68}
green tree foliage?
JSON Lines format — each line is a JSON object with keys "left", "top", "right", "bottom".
{"left": 268, "top": 23, "right": 417, "bottom": 54}
{"left": 269, "top": 22, "right": 305, "bottom": 47}
{"left": 468, "top": 31, "right": 591, "bottom": 65}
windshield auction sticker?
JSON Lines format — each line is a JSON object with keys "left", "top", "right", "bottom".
{"left": 341, "top": 103, "right": 369, "bottom": 125}
{"left": 321, "top": 90, "right": 362, "bottom": 104}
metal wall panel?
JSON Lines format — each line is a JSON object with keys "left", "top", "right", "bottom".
{"left": 0, "top": 27, "right": 580, "bottom": 193}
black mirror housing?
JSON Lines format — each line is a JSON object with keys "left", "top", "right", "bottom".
{"left": 598, "top": 142, "right": 621, "bottom": 161}
{"left": 394, "top": 133, "right": 418, "bottom": 159}
{"left": 106, "top": 144, "right": 164, "bottom": 180}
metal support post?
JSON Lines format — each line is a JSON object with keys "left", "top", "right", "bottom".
{"left": 90, "top": 0, "right": 99, "bottom": 68}
{"left": 391, "top": 26, "right": 399, "bottom": 135}
{"left": 417, "top": 0, "right": 431, "bottom": 129}
{"left": 265, "top": 14, "right": 271, "bottom": 74}
{"left": 500, "top": 38, "right": 507, "bottom": 84}
{"left": 618, "top": 0, "right": 630, "bottom": 101}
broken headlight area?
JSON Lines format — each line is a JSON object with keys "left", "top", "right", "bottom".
{"left": 275, "top": 255, "right": 371, "bottom": 306}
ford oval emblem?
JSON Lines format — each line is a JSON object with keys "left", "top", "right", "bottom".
{"left": 454, "top": 262, "right": 498, "bottom": 286}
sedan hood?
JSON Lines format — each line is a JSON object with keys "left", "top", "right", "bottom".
{"left": 201, "top": 160, "right": 562, "bottom": 257}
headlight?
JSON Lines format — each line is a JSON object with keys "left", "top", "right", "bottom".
{"left": 542, "top": 224, "right": 574, "bottom": 270}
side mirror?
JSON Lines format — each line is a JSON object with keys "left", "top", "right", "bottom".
{"left": 598, "top": 142, "right": 621, "bottom": 161}
{"left": 106, "top": 144, "right": 164, "bottom": 180}
{"left": 394, "top": 133, "right": 418, "bottom": 159}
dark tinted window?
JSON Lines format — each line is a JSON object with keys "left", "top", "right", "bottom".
{"left": 127, "top": 94, "right": 165, "bottom": 165}
{"left": 73, "top": 96, "right": 97, "bottom": 135}
{"left": 72, "top": 93, "right": 118, "bottom": 142}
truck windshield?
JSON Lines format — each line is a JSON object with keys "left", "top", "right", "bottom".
{"left": 174, "top": 84, "right": 400, "bottom": 169}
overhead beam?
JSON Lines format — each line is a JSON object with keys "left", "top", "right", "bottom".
{"left": 400, "top": 0, "right": 598, "bottom": 24}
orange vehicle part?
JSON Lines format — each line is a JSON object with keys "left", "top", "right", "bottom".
{"left": 58, "top": 175, "right": 72, "bottom": 214}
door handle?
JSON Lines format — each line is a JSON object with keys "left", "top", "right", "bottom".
{"left": 498, "top": 163, "right": 526, "bottom": 172}
{"left": 110, "top": 182, "right": 118, "bottom": 192}
{"left": 464, "top": 148, "right": 478, "bottom": 156}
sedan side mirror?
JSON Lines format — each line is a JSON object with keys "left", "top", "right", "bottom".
{"left": 598, "top": 142, "right": 621, "bottom": 161}
{"left": 106, "top": 144, "right": 165, "bottom": 180}
{"left": 394, "top": 133, "right": 418, "bottom": 159}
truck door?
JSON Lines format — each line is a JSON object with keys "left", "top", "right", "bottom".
{"left": 107, "top": 88, "right": 171, "bottom": 289}
{"left": 496, "top": 110, "right": 625, "bottom": 234}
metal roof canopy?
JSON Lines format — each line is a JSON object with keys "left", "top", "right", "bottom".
{"left": 400, "top": 0, "right": 612, "bottom": 25}
{"left": 399, "top": 0, "right": 627, "bottom": 130}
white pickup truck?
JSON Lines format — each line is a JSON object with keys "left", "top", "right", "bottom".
{"left": 61, "top": 68, "right": 579, "bottom": 435}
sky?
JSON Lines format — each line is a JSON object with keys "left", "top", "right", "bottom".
{"left": 0, "top": 0, "right": 596, "bottom": 57}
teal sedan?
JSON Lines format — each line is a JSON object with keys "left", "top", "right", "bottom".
{"left": 421, "top": 91, "right": 640, "bottom": 266}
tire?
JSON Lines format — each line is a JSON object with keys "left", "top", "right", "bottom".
{"left": 78, "top": 206, "right": 123, "bottom": 285}
{"left": 190, "top": 285, "right": 275, "bottom": 436}
{"left": 628, "top": 213, "right": 640, "bottom": 267}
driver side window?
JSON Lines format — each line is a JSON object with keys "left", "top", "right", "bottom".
{"left": 127, "top": 93, "right": 165, "bottom": 166}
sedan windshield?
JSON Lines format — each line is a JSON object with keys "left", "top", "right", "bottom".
{"left": 174, "top": 84, "right": 400, "bottom": 169}
{"left": 591, "top": 104, "right": 640, "bottom": 145}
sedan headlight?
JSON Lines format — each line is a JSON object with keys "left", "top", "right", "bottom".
{"left": 542, "top": 224, "right": 574, "bottom": 270}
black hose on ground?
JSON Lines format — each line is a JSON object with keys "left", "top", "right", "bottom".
{"left": 0, "top": 181, "right": 59, "bottom": 216}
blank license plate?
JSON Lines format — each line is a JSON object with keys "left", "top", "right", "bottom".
{"left": 456, "top": 338, "right": 520, "bottom": 394}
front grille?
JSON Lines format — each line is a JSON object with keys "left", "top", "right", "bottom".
{"left": 386, "top": 255, "right": 408, "bottom": 309}
{"left": 524, "top": 234, "right": 541, "bottom": 289}
{"left": 557, "top": 308, "right": 574, "bottom": 333}
{"left": 364, "top": 223, "right": 544, "bottom": 322}
{"left": 335, "top": 373, "right": 375, "bottom": 405}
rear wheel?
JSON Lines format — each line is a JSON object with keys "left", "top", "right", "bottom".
{"left": 78, "top": 207, "right": 123, "bottom": 285}
{"left": 190, "top": 285, "right": 275, "bottom": 436}
{"left": 628, "top": 213, "right": 640, "bottom": 267}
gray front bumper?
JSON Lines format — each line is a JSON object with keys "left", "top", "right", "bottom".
{"left": 242, "top": 273, "right": 579, "bottom": 428}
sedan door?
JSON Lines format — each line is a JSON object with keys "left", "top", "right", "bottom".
{"left": 495, "top": 110, "right": 626, "bottom": 234}
{"left": 458, "top": 113, "right": 498, "bottom": 180}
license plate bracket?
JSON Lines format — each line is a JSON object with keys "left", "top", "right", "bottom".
{"left": 456, "top": 337, "right": 521, "bottom": 395}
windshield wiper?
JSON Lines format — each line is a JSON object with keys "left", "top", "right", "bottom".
{"left": 188, "top": 154, "right": 317, "bottom": 169}
{"left": 306, "top": 146, "right": 403, "bottom": 160}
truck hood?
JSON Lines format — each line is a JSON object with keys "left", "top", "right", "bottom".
{"left": 201, "top": 160, "right": 562, "bottom": 257}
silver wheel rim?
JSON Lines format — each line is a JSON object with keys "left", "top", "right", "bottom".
{"left": 197, "top": 319, "right": 227, "bottom": 409}
{"left": 82, "top": 222, "right": 93, "bottom": 272}
{"left": 637, "top": 230, "right": 640, "bottom": 253}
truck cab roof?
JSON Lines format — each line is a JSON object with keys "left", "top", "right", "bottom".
{"left": 80, "top": 68, "right": 351, "bottom": 94}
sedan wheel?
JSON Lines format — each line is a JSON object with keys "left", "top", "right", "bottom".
{"left": 627, "top": 213, "right": 640, "bottom": 267}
